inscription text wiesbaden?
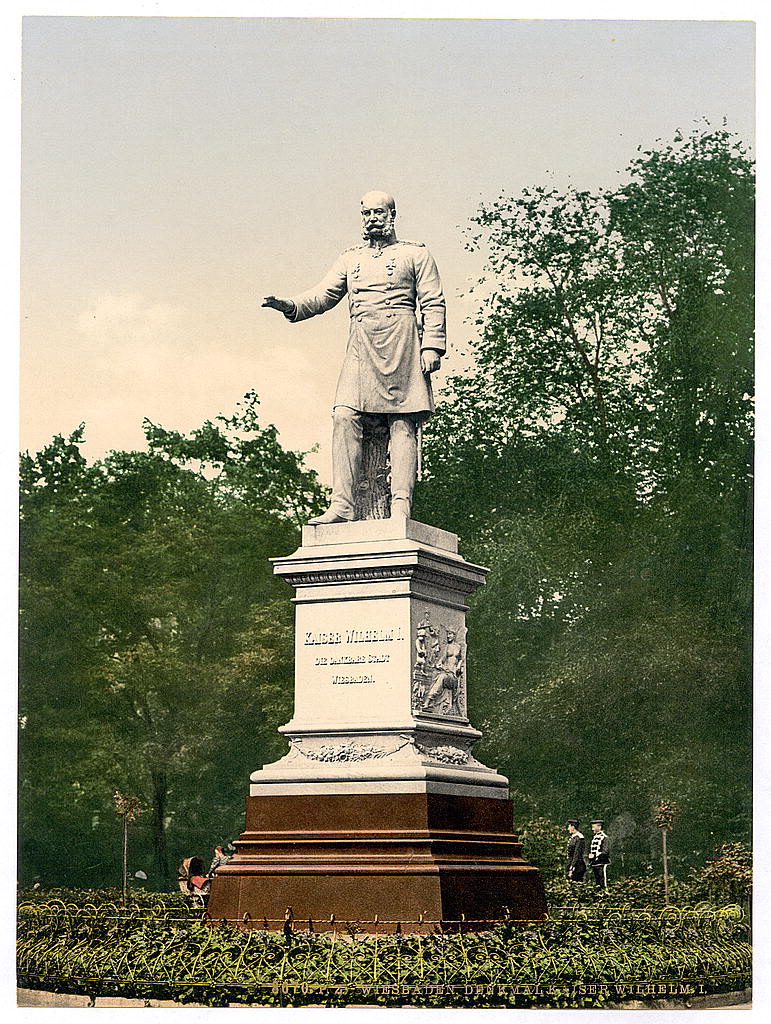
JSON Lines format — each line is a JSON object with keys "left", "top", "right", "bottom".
{"left": 306, "top": 626, "right": 405, "bottom": 685}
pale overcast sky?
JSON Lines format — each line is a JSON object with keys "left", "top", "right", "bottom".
{"left": 20, "top": 15, "right": 755, "bottom": 482}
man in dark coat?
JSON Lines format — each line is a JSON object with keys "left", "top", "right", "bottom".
{"left": 263, "top": 191, "right": 446, "bottom": 524}
{"left": 588, "top": 820, "right": 611, "bottom": 888}
{"left": 566, "top": 819, "right": 586, "bottom": 881}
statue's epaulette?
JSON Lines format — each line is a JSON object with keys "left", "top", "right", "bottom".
{"left": 396, "top": 239, "right": 426, "bottom": 247}
{"left": 342, "top": 243, "right": 368, "bottom": 254}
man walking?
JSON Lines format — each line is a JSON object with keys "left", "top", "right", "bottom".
{"left": 565, "top": 819, "right": 586, "bottom": 881}
{"left": 588, "top": 819, "right": 610, "bottom": 888}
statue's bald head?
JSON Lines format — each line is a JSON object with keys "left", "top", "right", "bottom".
{"left": 361, "top": 190, "right": 396, "bottom": 214}
{"left": 360, "top": 191, "right": 397, "bottom": 243}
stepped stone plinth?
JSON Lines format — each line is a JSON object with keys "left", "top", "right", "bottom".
{"left": 207, "top": 519, "right": 546, "bottom": 929}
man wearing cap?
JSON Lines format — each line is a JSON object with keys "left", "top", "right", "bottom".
{"left": 262, "top": 190, "right": 446, "bottom": 525}
{"left": 588, "top": 820, "right": 611, "bottom": 888}
{"left": 565, "top": 820, "right": 586, "bottom": 882}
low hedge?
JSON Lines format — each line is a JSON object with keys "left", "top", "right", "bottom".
{"left": 17, "top": 888, "right": 751, "bottom": 1008}
{"left": 544, "top": 875, "right": 732, "bottom": 908}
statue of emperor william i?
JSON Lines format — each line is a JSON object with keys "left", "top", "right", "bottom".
{"left": 262, "top": 190, "right": 446, "bottom": 525}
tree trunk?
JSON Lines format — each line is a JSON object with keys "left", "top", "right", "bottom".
{"left": 354, "top": 415, "right": 391, "bottom": 520}
{"left": 661, "top": 828, "right": 669, "bottom": 904}
{"left": 151, "top": 768, "right": 170, "bottom": 885}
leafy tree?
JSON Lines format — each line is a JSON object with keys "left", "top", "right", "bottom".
{"left": 415, "top": 124, "right": 753, "bottom": 869}
{"left": 19, "top": 394, "right": 325, "bottom": 887}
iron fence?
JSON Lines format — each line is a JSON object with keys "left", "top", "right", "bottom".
{"left": 17, "top": 896, "right": 751, "bottom": 1004}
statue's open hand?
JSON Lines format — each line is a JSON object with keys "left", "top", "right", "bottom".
{"left": 262, "top": 296, "right": 295, "bottom": 315}
{"left": 421, "top": 350, "right": 442, "bottom": 374}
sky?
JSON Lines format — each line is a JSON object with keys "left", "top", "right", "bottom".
{"left": 19, "top": 14, "right": 756, "bottom": 483}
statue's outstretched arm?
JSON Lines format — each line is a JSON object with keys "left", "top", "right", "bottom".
{"left": 281, "top": 256, "right": 348, "bottom": 323}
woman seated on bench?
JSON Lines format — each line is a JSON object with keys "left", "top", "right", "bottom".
{"left": 178, "top": 856, "right": 211, "bottom": 895}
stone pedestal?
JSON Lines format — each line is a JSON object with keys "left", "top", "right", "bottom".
{"left": 207, "top": 519, "right": 546, "bottom": 929}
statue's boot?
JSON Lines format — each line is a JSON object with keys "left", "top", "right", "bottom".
{"left": 308, "top": 506, "right": 355, "bottom": 525}
{"left": 390, "top": 496, "right": 411, "bottom": 519}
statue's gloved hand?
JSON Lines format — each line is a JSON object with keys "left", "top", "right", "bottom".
{"left": 262, "top": 296, "right": 295, "bottom": 315}
{"left": 421, "top": 350, "right": 442, "bottom": 374}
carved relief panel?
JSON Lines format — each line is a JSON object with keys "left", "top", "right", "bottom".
{"left": 411, "top": 608, "right": 468, "bottom": 719}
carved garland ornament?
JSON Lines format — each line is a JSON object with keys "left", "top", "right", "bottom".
{"left": 291, "top": 739, "right": 410, "bottom": 763}
{"left": 414, "top": 741, "right": 472, "bottom": 765}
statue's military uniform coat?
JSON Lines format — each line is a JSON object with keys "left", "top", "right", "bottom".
{"left": 287, "top": 240, "right": 446, "bottom": 419}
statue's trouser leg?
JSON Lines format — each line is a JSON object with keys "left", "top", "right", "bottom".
{"left": 330, "top": 405, "right": 363, "bottom": 520}
{"left": 388, "top": 415, "right": 418, "bottom": 504}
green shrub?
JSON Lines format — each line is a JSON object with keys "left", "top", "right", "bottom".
{"left": 690, "top": 842, "right": 752, "bottom": 904}
{"left": 17, "top": 889, "right": 751, "bottom": 1008}
{"left": 545, "top": 873, "right": 716, "bottom": 909}
{"left": 518, "top": 818, "right": 566, "bottom": 880}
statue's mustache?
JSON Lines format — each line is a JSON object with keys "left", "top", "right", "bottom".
{"left": 363, "top": 216, "right": 395, "bottom": 240}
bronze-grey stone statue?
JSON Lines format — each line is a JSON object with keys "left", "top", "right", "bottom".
{"left": 263, "top": 191, "right": 446, "bottom": 524}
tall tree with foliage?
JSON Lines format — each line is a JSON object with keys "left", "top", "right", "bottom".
{"left": 19, "top": 394, "right": 326, "bottom": 887}
{"left": 415, "top": 125, "right": 753, "bottom": 867}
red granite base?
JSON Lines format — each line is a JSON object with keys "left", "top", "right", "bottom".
{"left": 206, "top": 791, "right": 547, "bottom": 931}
